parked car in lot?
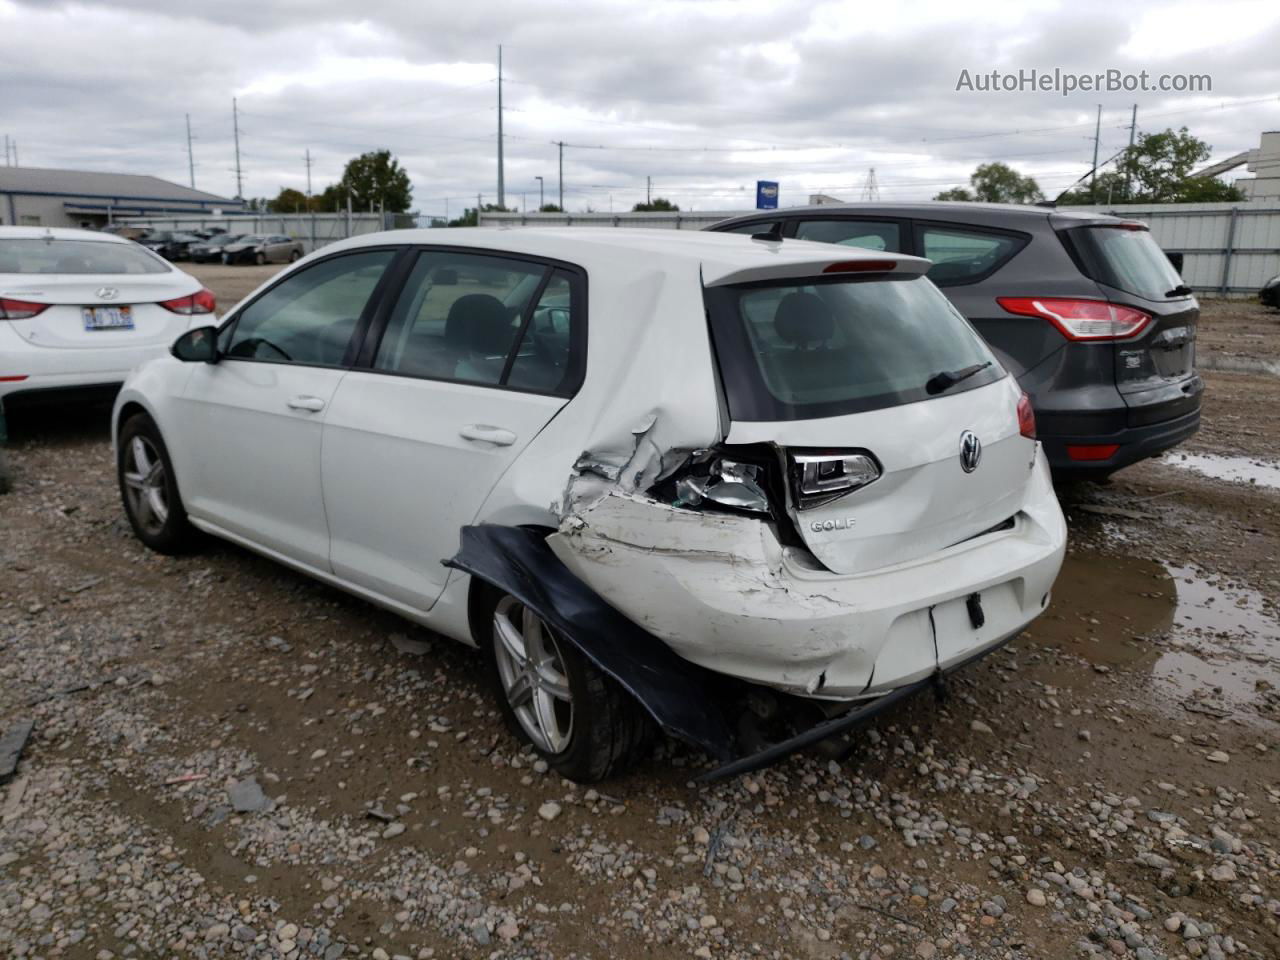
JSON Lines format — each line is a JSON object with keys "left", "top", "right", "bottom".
{"left": 0, "top": 226, "right": 215, "bottom": 407}
{"left": 709, "top": 204, "right": 1203, "bottom": 476}
{"left": 221, "top": 234, "right": 304, "bottom": 265}
{"left": 112, "top": 228, "right": 1066, "bottom": 781}
{"left": 1261, "top": 273, "right": 1280, "bottom": 309}
{"left": 188, "top": 233, "right": 245, "bottom": 263}
{"left": 138, "top": 231, "right": 203, "bottom": 261}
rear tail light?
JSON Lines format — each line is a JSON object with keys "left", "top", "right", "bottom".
{"left": 1066, "top": 444, "right": 1120, "bottom": 462}
{"left": 788, "top": 450, "right": 881, "bottom": 509}
{"left": 159, "top": 288, "right": 216, "bottom": 315}
{"left": 1017, "top": 392, "right": 1036, "bottom": 439}
{"left": 0, "top": 297, "right": 50, "bottom": 320}
{"left": 996, "top": 297, "right": 1150, "bottom": 341}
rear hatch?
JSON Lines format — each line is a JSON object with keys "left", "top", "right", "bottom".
{"left": 1058, "top": 222, "right": 1202, "bottom": 426}
{"left": 704, "top": 269, "right": 1037, "bottom": 575}
{"left": 0, "top": 236, "right": 198, "bottom": 349}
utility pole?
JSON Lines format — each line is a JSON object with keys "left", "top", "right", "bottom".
{"left": 556, "top": 141, "right": 564, "bottom": 210}
{"left": 305, "top": 148, "right": 315, "bottom": 250}
{"left": 535, "top": 175, "right": 544, "bottom": 210}
{"left": 861, "top": 167, "right": 880, "bottom": 201}
{"left": 496, "top": 44, "right": 505, "bottom": 209}
{"left": 185, "top": 114, "right": 196, "bottom": 188}
{"left": 3, "top": 135, "right": 8, "bottom": 166}
{"left": 232, "top": 97, "right": 243, "bottom": 199}
{"left": 1090, "top": 104, "right": 1101, "bottom": 202}
{"left": 1123, "top": 104, "right": 1138, "bottom": 201}
{"left": 646, "top": 175, "right": 652, "bottom": 206}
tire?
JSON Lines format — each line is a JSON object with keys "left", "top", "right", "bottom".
{"left": 117, "top": 414, "right": 197, "bottom": 554}
{"left": 480, "top": 587, "right": 651, "bottom": 782}
{"left": 255, "top": 251, "right": 266, "bottom": 266}
{"left": 289, "top": 250, "right": 301, "bottom": 262}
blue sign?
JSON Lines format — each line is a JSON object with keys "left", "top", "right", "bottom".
{"left": 756, "top": 180, "right": 779, "bottom": 210}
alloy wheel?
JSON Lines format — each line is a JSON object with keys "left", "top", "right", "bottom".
{"left": 492, "top": 595, "right": 574, "bottom": 754}
{"left": 122, "top": 436, "right": 169, "bottom": 536}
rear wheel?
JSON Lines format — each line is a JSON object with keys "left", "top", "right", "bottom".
{"left": 118, "top": 414, "right": 197, "bottom": 554}
{"left": 482, "top": 589, "right": 651, "bottom": 782}
{"left": 255, "top": 251, "right": 266, "bottom": 265}
{"left": 289, "top": 249, "right": 301, "bottom": 262}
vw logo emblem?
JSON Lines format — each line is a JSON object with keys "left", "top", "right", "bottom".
{"left": 96, "top": 287, "right": 119, "bottom": 300}
{"left": 959, "top": 430, "right": 982, "bottom": 473}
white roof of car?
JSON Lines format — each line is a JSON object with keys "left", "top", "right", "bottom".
{"left": 320, "top": 226, "right": 931, "bottom": 286}
{"left": 0, "top": 226, "right": 134, "bottom": 243}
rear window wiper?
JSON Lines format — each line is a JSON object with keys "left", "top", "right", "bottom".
{"left": 1165, "top": 284, "right": 1194, "bottom": 297}
{"left": 925, "top": 361, "right": 992, "bottom": 395}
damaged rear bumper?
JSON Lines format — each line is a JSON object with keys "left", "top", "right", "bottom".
{"left": 549, "top": 453, "right": 1066, "bottom": 700}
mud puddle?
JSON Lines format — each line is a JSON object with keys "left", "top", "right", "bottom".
{"left": 1036, "top": 551, "right": 1279, "bottom": 721}
{"left": 1161, "top": 451, "right": 1280, "bottom": 490}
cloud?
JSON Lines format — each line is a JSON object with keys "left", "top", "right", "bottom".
{"left": 2, "top": 0, "right": 1277, "bottom": 214}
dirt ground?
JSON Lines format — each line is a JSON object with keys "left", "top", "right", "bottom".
{"left": 1, "top": 290, "right": 1277, "bottom": 960}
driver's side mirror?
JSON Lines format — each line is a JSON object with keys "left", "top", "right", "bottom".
{"left": 171, "top": 325, "right": 219, "bottom": 363}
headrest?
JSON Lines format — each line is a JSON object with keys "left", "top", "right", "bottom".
{"left": 774, "top": 292, "right": 834, "bottom": 347}
{"left": 445, "top": 294, "right": 515, "bottom": 355}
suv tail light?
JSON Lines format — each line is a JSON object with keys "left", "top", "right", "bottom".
{"left": 996, "top": 297, "right": 1150, "bottom": 341}
{"left": 788, "top": 450, "right": 881, "bottom": 509}
{"left": 1017, "top": 392, "right": 1036, "bottom": 439}
{"left": 0, "top": 297, "right": 50, "bottom": 320}
{"left": 159, "top": 288, "right": 216, "bottom": 315}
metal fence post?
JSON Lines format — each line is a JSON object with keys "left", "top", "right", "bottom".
{"left": 1220, "top": 207, "right": 1239, "bottom": 296}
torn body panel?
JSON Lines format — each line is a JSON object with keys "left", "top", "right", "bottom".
{"left": 549, "top": 450, "right": 1064, "bottom": 701}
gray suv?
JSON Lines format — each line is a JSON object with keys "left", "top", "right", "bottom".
{"left": 708, "top": 203, "right": 1202, "bottom": 475}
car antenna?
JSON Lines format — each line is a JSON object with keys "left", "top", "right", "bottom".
{"left": 751, "top": 222, "right": 783, "bottom": 243}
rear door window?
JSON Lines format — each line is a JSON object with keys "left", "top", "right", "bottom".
{"left": 914, "top": 224, "right": 1025, "bottom": 286}
{"left": 1064, "top": 225, "right": 1184, "bottom": 300}
{"left": 795, "top": 219, "right": 902, "bottom": 252}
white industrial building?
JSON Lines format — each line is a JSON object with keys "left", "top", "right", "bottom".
{"left": 0, "top": 166, "right": 241, "bottom": 229}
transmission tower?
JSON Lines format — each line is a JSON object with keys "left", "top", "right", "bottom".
{"left": 860, "top": 167, "right": 880, "bottom": 201}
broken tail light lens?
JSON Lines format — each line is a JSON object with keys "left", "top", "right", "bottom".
{"left": 1017, "top": 391, "right": 1036, "bottom": 439}
{"left": 0, "top": 297, "right": 50, "bottom": 320}
{"left": 788, "top": 450, "right": 881, "bottom": 509}
{"left": 996, "top": 297, "right": 1150, "bottom": 341}
{"left": 159, "top": 288, "right": 216, "bottom": 315}
{"left": 675, "top": 458, "right": 771, "bottom": 515}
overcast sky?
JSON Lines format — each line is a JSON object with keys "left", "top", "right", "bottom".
{"left": 2, "top": 0, "right": 1278, "bottom": 217}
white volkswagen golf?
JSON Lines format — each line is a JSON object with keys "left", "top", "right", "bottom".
{"left": 1, "top": 227, "right": 215, "bottom": 405}
{"left": 112, "top": 228, "right": 1066, "bottom": 781}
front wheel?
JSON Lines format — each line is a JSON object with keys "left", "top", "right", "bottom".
{"left": 118, "top": 414, "right": 197, "bottom": 554}
{"left": 255, "top": 251, "right": 266, "bottom": 265}
{"left": 483, "top": 590, "right": 651, "bottom": 782}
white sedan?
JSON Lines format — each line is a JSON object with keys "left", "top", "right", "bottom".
{"left": 0, "top": 226, "right": 215, "bottom": 404}
{"left": 111, "top": 228, "right": 1066, "bottom": 781}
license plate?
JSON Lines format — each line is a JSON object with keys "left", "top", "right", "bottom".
{"left": 82, "top": 306, "right": 133, "bottom": 330}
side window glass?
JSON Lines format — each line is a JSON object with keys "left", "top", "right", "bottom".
{"left": 916, "top": 226, "right": 1020, "bottom": 285}
{"left": 223, "top": 249, "right": 394, "bottom": 366}
{"left": 506, "top": 272, "right": 581, "bottom": 395}
{"left": 718, "top": 221, "right": 778, "bottom": 235}
{"left": 795, "top": 220, "right": 901, "bottom": 252}
{"left": 373, "top": 252, "right": 548, "bottom": 386}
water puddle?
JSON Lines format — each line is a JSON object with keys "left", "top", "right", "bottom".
{"left": 1031, "top": 552, "right": 1279, "bottom": 722}
{"left": 1161, "top": 452, "right": 1280, "bottom": 490}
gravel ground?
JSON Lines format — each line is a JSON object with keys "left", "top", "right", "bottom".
{"left": 1, "top": 296, "right": 1277, "bottom": 960}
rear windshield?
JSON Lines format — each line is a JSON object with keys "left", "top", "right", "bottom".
{"left": 0, "top": 238, "right": 171, "bottom": 275}
{"left": 1066, "top": 225, "right": 1183, "bottom": 300}
{"left": 704, "top": 275, "right": 1003, "bottom": 421}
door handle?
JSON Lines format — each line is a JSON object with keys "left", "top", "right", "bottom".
{"left": 287, "top": 395, "right": 326, "bottom": 412}
{"left": 459, "top": 424, "right": 517, "bottom": 446}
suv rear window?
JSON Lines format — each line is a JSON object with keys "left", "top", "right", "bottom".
{"left": 705, "top": 275, "right": 1003, "bottom": 421}
{"left": 0, "top": 238, "right": 170, "bottom": 275}
{"left": 1065, "top": 225, "right": 1183, "bottom": 301}
{"left": 914, "top": 225, "right": 1025, "bottom": 286}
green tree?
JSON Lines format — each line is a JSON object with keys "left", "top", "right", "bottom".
{"left": 337, "top": 149, "right": 413, "bottom": 213}
{"left": 448, "top": 203, "right": 509, "bottom": 227}
{"left": 632, "top": 197, "right": 680, "bottom": 212}
{"left": 538, "top": 203, "right": 564, "bottom": 213}
{"left": 1057, "top": 127, "right": 1246, "bottom": 204}
{"left": 267, "top": 187, "right": 312, "bottom": 213}
{"left": 934, "top": 162, "right": 1043, "bottom": 203}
